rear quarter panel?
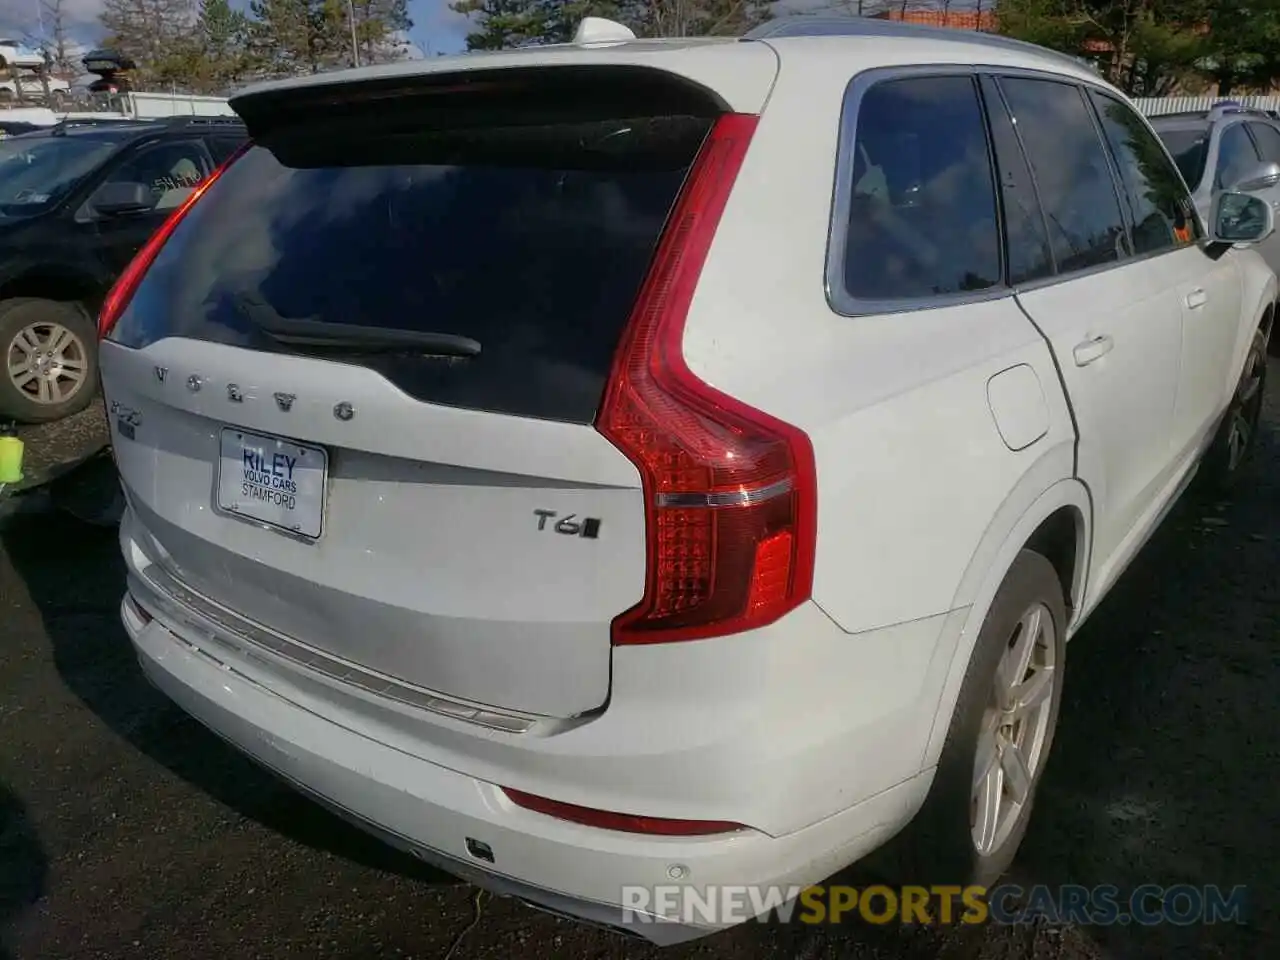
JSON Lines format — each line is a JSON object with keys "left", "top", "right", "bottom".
{"left": 682, "top": 45, "right": 1080, "bottom": 637}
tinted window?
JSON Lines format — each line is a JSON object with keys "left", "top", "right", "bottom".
{"left": 207, "top": 134, "right": 246, "bottom": 164}
{"left": 1214, "top": 123, "right": 1260, "bottom": 191}
{"left": 838, "top": 75, "right": 1000, "bottom": 302}
{"left": 109, "top": 114, "right": 710, "bottom": 424}
{"left": 1152, "top": 124, "right": 1210, "bottom": 191}
{"left": 1246, "top": 121, "right": 1280, "bottom": 163}
{"left": 0, "top": 132, "right": 131, "bottom": 216}
{"left": 105, "top": 140, "right": 208, "bottom": 211}
{"left": 998, "top": 77, "right": 1128, "bottom": 274}
{"left": 1089, "top": 90, "right": 1198, "bottom": 253}
{"left": 979, "top": 76, "right": 1053, "bottom": 284}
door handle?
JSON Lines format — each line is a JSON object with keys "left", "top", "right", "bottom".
{"left": 1185, "top": 287, "right": 1208, "bottom": 309}
{"left": 1073, "top": 335, "right": 1114, "bottom": 366}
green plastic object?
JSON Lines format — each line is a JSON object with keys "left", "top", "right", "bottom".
{"left": 0, "top": 430, "right": 23, "bottom": 485}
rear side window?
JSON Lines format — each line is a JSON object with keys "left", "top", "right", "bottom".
{"left": 997, "top": 77, "right": 1129, "bottom": 275}
{"left": 1088, "top": 90, "right": 1198, "bottom": 254}
{"left": 833, "top": 74, "right": 1001, "bottom": 307}
{"left": 206, "top": 134, "right": 246, "bottom": 164}
{"left": 1152, "top": 124, "right": 1210, "bottom": 189}
{"left": 110, "top": 112, "right": 711, "bottom": 424}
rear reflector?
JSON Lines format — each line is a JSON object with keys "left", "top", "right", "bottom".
{"left": 98, "top": 142, "right": 249, "bottom": 339}
{"left": 596, "top": 113, "right": 817, "bottom": 645}
{"left": 503, "top": 788, "right": 744, "bottom": 836}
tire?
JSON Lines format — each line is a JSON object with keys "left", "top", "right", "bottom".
{"left": 0, "top": 298, "right": 98, "bottom": 424}
{"left": 892, "top": 550, "right": 1067, "bottom": 889}
{"left": 1200, "top": 328, "right": 1267, "bottom": 492}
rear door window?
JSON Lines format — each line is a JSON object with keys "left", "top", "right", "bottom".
{"left": 104, "top": 139, "right": 210, "bottom": 212}
{"left": 109, "top": 111, "right": 712, "bottom": 424}
{"left": 1214, "top": 123, "right": 1260, "bottom": 191}
{"left": 996, "top": 77, "right": 1129, "bottom": 274}
{"left": 1151, "top": 124, "right": 1210, "bottom": 190}
{"left": 1246, "top": 121, "right": 1280, "bottom": 164}
{"left": 833, "top": 73, "right": 1001, "bottom": 307}
{"left": 979, "top": 75, "right": 1054, "bottom": 285}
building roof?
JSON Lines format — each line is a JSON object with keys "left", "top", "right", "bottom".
{"left": 870, "top": 9, "right": 999, "bottom": 32}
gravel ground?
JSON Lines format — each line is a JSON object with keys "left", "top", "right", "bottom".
{"left": 1, "top": 366, "right": 1277, "bottom": 960}
{"left": 4, "top": 399, "right": 110, "bottom": 495}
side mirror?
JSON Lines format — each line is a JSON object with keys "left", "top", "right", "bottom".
{"left": 1228, "top": 160, "right": 1280, "bottom": 193}
{"left": 1209, "top": 191, "right": 1275, "bottom": 245}
{"left": 91, "top": 181, "right": 154, "bottom": 217}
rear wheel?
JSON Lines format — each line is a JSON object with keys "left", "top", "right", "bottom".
{"left": 895, "top": 550, "right": 1067, "bottom": 887}
{"left": 0, "top": 299, "right": 98, "bottom": 424}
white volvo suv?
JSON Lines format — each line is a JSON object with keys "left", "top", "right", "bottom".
{"left": 98, "top": 15, "right": 1274, "bottom": 943}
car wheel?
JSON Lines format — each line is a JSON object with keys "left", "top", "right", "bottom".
{"left": 894, "top": 550, "right": 1067, "bottom": 888}
{"left": 1202, "top": 328, "right": 1267, "bottom": 491}
{"left": 0, "top": 299, "right": 98, "bottom": 424}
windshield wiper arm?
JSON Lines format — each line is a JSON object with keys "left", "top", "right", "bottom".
{"left": 234, "top": 295, "right": 481, "bottom": 358}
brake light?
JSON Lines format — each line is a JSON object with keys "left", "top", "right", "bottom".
{"left": 596, "top": 114, "right": 817, "bottom": 646}
{"left": 503, "top": 788, "right": 743, "bottom": 836}
{"left": 98, "top": 142, "right": 249, "bottom": 339}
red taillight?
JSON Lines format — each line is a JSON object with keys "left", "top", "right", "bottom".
{"left": 98, "top": 143, "right": 249, "bottom": 339}
{"left": 596, "top": 113, "right": 817, "bottom": 645}
{"left": 503, "top": 788, "right": 743, "bottom": 836}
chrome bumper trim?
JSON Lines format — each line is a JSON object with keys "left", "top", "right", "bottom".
{"left": 132, "top": 563, "right": 537, "bottom": 734}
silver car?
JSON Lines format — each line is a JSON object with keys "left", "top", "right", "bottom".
{"left": 1152, "top": 104, "right": 1280, "bottom": 293}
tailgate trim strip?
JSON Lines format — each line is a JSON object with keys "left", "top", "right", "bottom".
{"left": 136, "top": 562, "right": 537, "bottom": 733}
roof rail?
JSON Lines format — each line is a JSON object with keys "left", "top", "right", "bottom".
{"left": 742, "top": 15, "right": 1096, "bottom": 74}
{"left": 1151, "top": 103, "right": 1277, "bottom": 122}
{"left": 158, "top": 114, "right": 244, "bottom": 127}
{"left": 1206, "top": 102, "right": 1276, "bottom": 121}
{"left": 48, "top": 116, "right": 145, "bottom": 135}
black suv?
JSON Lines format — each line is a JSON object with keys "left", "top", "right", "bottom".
{"left": 0, "top": 116, "right": 247, "bottom": 422}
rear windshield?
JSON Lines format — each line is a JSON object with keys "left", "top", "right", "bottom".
{"left": 110, "top": 113, "right": 711, "bottom": 424}
{"left": 1152, "top": 124, "right": 1210, "bottom": 190}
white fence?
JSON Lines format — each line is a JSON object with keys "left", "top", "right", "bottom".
{"left": 1133, "top": 95, "right": 1280, "bottom": 116}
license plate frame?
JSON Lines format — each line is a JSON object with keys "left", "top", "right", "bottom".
{"left": 215, "top": 427, "right": 328, "bottom": 541}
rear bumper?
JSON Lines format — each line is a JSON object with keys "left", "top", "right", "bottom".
{"left": 124, "top": 595, "right": 929, "bottom": 942}
{"left": 117, "top": 506, "right": 955, "bottom": 942}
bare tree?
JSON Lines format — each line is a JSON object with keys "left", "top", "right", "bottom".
{"left": 39, "top": 0, "right": 75, "bottom": 79}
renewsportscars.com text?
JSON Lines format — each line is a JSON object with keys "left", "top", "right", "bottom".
{"left": 620, "top": 883, "right": 1248, "bottom": 927}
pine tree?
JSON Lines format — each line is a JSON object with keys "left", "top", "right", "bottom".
{"left": 99, "top": 0, "right": 198, "bottom": 85}
{"left": 248, "top": 0, "right": 348, "bottom": 75}
{"left": 193, "top": 0, "right": 254, "bottom": 91}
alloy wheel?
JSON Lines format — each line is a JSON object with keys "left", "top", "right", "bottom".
{"left": 1227, "top": 344, "right": 1265, "bottom": 473}
{"left": 971, "top": 601, "right": 1058, "bottom": 857}
{"left": 5, "top": 321, "right": 90, "bottom": 407}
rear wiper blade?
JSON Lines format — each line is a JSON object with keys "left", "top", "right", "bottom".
{"left": 234, "top": 295, "right": 481, "bottom": 358}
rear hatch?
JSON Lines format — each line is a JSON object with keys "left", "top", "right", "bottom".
{"left": 99, "top": 63, "right": 765, "bottom": 718}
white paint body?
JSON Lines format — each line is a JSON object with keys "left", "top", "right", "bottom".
{"left": 101, "top": 21, "right": 1275, "bottom": 944}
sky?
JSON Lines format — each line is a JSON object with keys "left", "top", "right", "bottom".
{"left": 0, "top": 0, "right": 474, "bottom": 59}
